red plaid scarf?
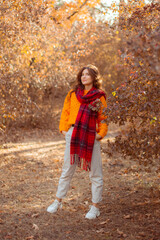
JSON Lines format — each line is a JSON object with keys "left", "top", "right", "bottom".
{"left": 70, "top": 87, "right": 106, "bottom": 171}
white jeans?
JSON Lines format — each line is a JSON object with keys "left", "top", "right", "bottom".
{"left": 56, "top": 127, "right": 103, "bottom": 204}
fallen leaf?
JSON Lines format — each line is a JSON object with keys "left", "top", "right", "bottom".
{"left": 138, "top": 232, "right": 146, "bottom": 237}
{"left": 4, "top": 235, "right": 12, "bottom": 239}
{"left": 100, "top": 220, "right": 110, "bottom": 225}
{"left": 77, "top": 205, "right": 86, "bottom": 210}
{"left": 54, "top": 159, "right": 59, "bottom": 162}
{"left": 0, "top": 218, "right": 4, "bottom": 224}
{"left": 26, "top": 236, "right": 34, "bottom": 240}
{"left": 32, "top": 223, "right": 39, "bottom": 231}
{"left": 117, "top": 229, "right": 127, "bottom": 237}
{"left": 96, "top": 229, "right": 105, "bottom": 233}
{"left": 31, "top": 213, "right": 39, "bottom": 218}
{"left": 117, "top": 229, "right": 123, "bottom": 235}
{"left": 123, "top": 214, "right": 131, "bottom": 219}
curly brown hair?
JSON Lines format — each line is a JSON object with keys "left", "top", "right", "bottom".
{"left": 71, "top": 64, "right": 102, "bottom": 94}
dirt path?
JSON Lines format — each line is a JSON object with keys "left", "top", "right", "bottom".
{"left": 0, "top": 131, "right": 160, "bottom": 240}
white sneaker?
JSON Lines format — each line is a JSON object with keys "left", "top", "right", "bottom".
{"left": 85, "top": 205, "right": 100, "bottom": 219}
{"left": 47, "top": 199, "right": 62, "bottom": 213}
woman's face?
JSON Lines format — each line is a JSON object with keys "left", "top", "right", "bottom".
{"left": 81, "top": 69, "right": 93, "bottom": 88}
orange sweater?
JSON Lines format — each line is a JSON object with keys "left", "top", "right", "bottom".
{"left": 59, "top": 89, "right": 108, "bottom": 139}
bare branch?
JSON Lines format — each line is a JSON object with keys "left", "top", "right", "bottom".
{"left": 67, "top": 0, "right": 89, "bottom": 20}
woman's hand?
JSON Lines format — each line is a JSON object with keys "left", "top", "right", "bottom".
{"left": 96, "top": 133, "right": 102, "bottom": 140}
{"left": 62, "top": 131, "right": 67, "bottom": 136}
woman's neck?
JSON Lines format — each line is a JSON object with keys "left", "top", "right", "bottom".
{"left": 84, "top": 85, "right": 93, "bottom": 91}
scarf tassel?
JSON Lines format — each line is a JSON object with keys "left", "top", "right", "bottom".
{"left": 71, "top": 154, "right": 91, "bottom": 171}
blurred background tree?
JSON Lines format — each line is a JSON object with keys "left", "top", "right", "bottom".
{"left": 0, "top": 0, "right": 159, "bottom": 167}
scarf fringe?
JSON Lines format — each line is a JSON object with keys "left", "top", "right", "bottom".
{"left": 71, "top": 154, "right": 91, "bottom": 171}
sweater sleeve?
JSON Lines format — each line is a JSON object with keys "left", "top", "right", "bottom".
{"left": 97, "top": 96, "right": 108, "bottom": 139}
{"left": 59, "top": 90, "right": 72, "bottom": 132}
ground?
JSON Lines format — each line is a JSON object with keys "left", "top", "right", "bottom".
{"left": 0, "top": 125, "right": 160, "bottom": 240}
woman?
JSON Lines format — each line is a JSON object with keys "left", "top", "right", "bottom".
{"left": 47, "top": 64, "right": 108, "bottom": 219}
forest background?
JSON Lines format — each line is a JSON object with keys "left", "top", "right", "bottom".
{"left": 0, "top": 0, "right": 159, "bottom": 166}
